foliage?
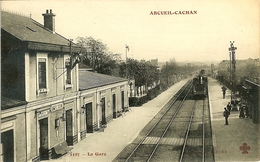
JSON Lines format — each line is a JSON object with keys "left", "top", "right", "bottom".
{"left": 76, "top": 36, "right": 202, "bottom": 91}
{"left": 217, "top": 59, "right": 259, "bottom": 93}
{"left": 76, "top": 36, "right": 122, "bottom": 75}
{"left": 160, "top": 59, "right": 203, "bottom": 88}
{"left": 119, "top": 58, "right": 159, "bottom": 87}
{"left": 160, "top": 59, "right": 178, "bottom": 78}
{"left": 218, "top": 59, "right": 259, "bottom": 83}
{"left": 237, "top": 63, "right": 259, "bottom": 81}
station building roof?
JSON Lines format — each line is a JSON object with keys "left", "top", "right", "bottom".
{"left": 79, "top": 69, "right": 127, "bottom": 91}
{"left": 1, "top": 11, "right": 83, "bottom": 52}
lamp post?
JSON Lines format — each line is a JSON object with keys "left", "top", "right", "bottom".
{"left": 229, "top": 51, "right": 232, "bottom": 85}
{"left": 228, "top": 51, "right": 233, "bottom": 102}
{"left": 125, "top": 44, "right": 129, "bottom": 78}
{"left": 125, "top": 44, "right": 131, "bottom": 97}
{"left": 229, "top": 41, "right": 237, "bottom": 109}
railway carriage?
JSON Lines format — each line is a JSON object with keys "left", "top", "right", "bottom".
{"left": 192, "top": 70, "right": 208, "bottom": 99}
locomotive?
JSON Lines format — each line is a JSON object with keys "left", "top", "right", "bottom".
{"left": 192, "top": 70, "right": 208, "bottom": 99}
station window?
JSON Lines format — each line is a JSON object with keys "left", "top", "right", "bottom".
{"left": 65, "top": 60, "right": 72, "bottom": 84}
{"left": 36, "top": 54, "right": 48, "bottom": 95}
{"left": 64, "top": 57, "right": 72, "bottom": 89}
{"left": 38, "top": 58, "right": 47, "bottom": 89}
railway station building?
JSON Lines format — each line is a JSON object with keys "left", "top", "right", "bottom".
{"left": 1, "top": 10, "right": 129, "bottom": 162}
{"left": 242, "top": 80, "right": 260, "bottom": 123}
{"left": 78, "top": 68, "right": 128, "bottom": 134}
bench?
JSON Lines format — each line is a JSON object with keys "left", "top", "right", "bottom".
{"left": 52, "top": 141, "right": 73, "bottom": 158}
{"left": 117, "top": 110, "right": 123, "bottom": 117}
{"left": 99, "top": 124, "right": 107, "bottom": 132}
{"left": 123, "top": 106, "right": 132, "bottom": 112}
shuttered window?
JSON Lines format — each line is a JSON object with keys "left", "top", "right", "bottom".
{"left": 65, "top": 60, "right": 72, "bottom": 85}
{"left": 38, "top": 58, "right": 46, "bottom": 89}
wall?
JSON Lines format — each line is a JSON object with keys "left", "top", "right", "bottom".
{"left": 49, "top": 109, "right": 66, "bottom": 147}
{"left": 30, "top": 111, "right": 37, "bottom": 160}
{"left": 2, "top": 49, "right": 25, "bottom": 100}
{"left": 15, "top": 113, "right": 26, "bottom": 162}
{"left": 26, "top": 52, "right": 78, "bottom": 102}
{"left": 1, "top": 32, "right": 26, "bottom": 101}
{"left": 79, "top": 81, "right": 128, "bottom": 133}
{"left": 106, "top": 89, "right": 113, "bottom": 122}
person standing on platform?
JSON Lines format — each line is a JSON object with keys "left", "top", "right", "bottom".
{"left": 223, "top": 107, "right": 230, "bottom": 125}
{"left": 227, "top": 102, "right": 232, "bottom": 114}
{"left": 222, "top": 86, "right": 227, "bottom": 99}
{"left": 245, "top": 106, "right": 249, "bottom": 118}
{"left": 239, "top": 106, "right": 245, "bottom": 118}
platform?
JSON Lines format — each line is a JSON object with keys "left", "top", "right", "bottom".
{"left": 208, "top": 78, "right": 259, "bottom": 161}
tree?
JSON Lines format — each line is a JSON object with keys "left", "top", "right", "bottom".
{"left": 76, "top": 36, "right": 122, "bottom": 75}
{"left": 239, "top": 64, "right": 258, "bottom": 80}
{"left": 119, "top": 58, "right": 159, "bottom": 87}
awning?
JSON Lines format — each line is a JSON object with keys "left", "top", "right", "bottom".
{"left": 53, "top": 141, "right": 73, "bottom": 155}
{"left": 1, "top": 97, "right": 27, "bottom": 110}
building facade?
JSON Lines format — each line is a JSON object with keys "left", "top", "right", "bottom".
{"left": 78, "top": 69, "right": 128, "bottom": 135}
{"left": 1, "top": 9, "right": 81, "bottom": 162}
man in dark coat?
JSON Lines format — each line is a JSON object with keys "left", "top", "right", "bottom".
{"left": 223, "top": 107, "right": 230, "bottom": 125}
{"left": 239, "top": 106, "right": 245, "bottom": 118}
{"left": 222, "top": 86, "right": 227, "bottom": 99}
{"left": 227, "top": 102, "right": 232, "bottom": 113}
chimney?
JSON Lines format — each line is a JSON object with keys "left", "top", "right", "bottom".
{"left": 42, "top": 9, "right": 56, "bottom": 33}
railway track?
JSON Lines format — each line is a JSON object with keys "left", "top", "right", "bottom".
{"left": 179, "top": 97, "right": 214, "bottom": 162}
{"left": 179, "top": 99, "right": 206, "bottom": 162}
{"left": 113, "top": 80, "right": 214, "bottom": 162}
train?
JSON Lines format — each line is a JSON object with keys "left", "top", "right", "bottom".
{"left": 192, "top": 70, "right": 208, "bottom": 99}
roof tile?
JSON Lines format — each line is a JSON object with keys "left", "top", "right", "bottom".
{"left": 1, "top": 11, "right": 70, "bottom": 45}
{"left": 79, "top": 70, "right": 127, "bottom": 90}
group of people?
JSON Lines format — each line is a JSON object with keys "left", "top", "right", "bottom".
{"left": 223, "top": 101, "right": 250, "bottom": 125}
{"left": 239, "top": 104, "right": 250, "bottom": 119}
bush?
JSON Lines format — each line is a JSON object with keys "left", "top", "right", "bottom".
{"left": 129, "top": 97, "right": 139, "bottom": 106}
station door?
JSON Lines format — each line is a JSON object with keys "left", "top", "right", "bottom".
{"left": 1, "top": 129, "right": 14, "bottom": 162}
{"left": 39, "top": 118, "right": 49, "bottom": 160}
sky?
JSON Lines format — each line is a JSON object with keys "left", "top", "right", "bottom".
{"left": 1, "top": 0, "right": 259, "bottom": 63}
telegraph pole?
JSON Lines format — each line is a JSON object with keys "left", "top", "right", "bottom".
{"left": 69, "top": 39, "right": 73, "bottom": 69}
{"left": 229, "top": 51, "right": 232, "bottom": 84}
{"left": 229, "top": 41, "right": 237, "bottom": 101}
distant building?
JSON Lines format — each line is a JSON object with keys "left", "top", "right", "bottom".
{"left": 150, "top": 59, "right": 158, "bottom": 66}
